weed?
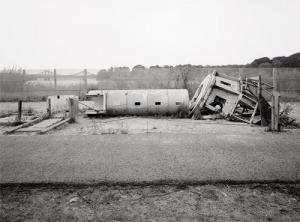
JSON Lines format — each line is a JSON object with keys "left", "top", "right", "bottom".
{"left": 280, "top": 104, "right": 299, "bottom": 128}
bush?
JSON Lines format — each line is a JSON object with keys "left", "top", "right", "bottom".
{"left": 279, "top": 104, "right": 299, "bottom": 128}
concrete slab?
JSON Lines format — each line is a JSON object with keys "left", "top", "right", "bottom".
{"left": 17, "top": 118, "right": 62, "bottom": 132}
{"left": 0, "top": 131, "right": 299, "bottom": 184}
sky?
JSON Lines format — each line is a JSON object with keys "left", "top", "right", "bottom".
{"left": 0, "top": 0, "right": 299, "bottom": 69}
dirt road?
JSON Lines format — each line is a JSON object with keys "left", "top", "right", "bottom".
{"left": 1, "top": 132, "right": 300, "bottom": 183}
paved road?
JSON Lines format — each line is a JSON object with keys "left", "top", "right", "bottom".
{"left": 1, "top": 132, "right": 300, "bottom": 183}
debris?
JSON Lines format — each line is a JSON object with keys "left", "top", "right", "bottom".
{"left": 201, "top": 114, "right": 224, "bottom": 120}
{"left": 189, "top": 71, "right": 273, "bottom": 125}
{"left": 69, "top": 197, "right": 80, "bottom": 203}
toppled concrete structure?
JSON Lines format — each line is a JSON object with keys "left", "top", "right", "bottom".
{"left": 189, "top": 71, "right": 272, "bottom": 125}
{"left": 85, "top": 89, "right": 189, "bottom": 116}
{"left": 86, "top": 71, "right": 274, "bottom": 125}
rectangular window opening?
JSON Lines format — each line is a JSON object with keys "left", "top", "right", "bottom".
{"left": 220, "top": 81, "right": 231, "bottom": 86}
{"left": 155, "top": 102, "right": 161, "bottom": 105}
{"left": 176, "top": 102, "right": 182, "bottom": 105}
{"left": 134, "top": 102, "right": 141, "bottom": 106}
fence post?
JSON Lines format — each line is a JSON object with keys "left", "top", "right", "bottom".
{"left": 257, "top": 75, "right": 264, "bottom": 126}
{"left": 68, "top": 98, "right": 78, "bottom": 121}
{"left": 22, "top": 69, "right": 26, "bottom": 100}
{"left": 83, "top": 69, "right": 88, "bottom": 94}
{"left": 54, "top": 69, "right": 57, "bottom": 91}
{"left": 47, "top": 97, "right": 51, "bottom": 117}
{"left": 17, "top": 100, "right": 22, "bottom": 122}
{"left": 271, "top": 68, "right": 280, "bottom": 131}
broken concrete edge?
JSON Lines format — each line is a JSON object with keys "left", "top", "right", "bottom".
{"left": 0, "top": 179, "right": 299, "bottom": 189}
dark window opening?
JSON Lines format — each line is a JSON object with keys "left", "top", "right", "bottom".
{"left": 220, "top": 81, "right": 231, "bottom": 86}
{"left": 155, "top": 102, "right": 161, "bottom": 105}
{"left": 176, "top": 102, "right": 182, "bottom": 105}
{"left": 57, "top": 95, "right": 60, "bottom": 99}
{"left": 135, "top": 102, "right": 141, "bottom": 106}
{"left": 209, "top": 95, "right": 226, "bottom": 109}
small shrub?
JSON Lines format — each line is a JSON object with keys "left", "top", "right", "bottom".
{"left": 280, "top": 104, "right": 299, "bottom": 128}
{"left": 174, "top": 104, "right": 189, "bottom": 118}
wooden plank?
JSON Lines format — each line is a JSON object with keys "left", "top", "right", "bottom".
{"left": 17, "top": 118, "right": 62, "bottom": 132}
{"left": 4, "top": 113, "right": 48, "bottom": 134}
{"left": 249, "top": 103, "right": 259, "bottom": 124}
{"left": 40, "top": 118, "right": 71, "bottom": 134}
{"left": 231, "top": 114, "right": 251, "bottom": 124}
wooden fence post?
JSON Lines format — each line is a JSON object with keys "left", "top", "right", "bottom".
{"left": 83, "top": 69, "right": 88, "bottom": 94}
{"left": 257, "top": 75, "right": 264, "bottom": 126}
{"left": 22, "top": 69, "right": 26, "bottom": 100}
{"left": 54, "top": 69, "right": 57, "bottom": 91}
{"left": 271, "top": 68, "right": 280, "bottom": 131}
{"left": 47, "top": 97, "right": 51, "bottom": 117}
{"left": 17, "top": 100, "right": 22, "bottom": 122}
{"left": 68, "top": 98, "right": 78, "bottom": 121}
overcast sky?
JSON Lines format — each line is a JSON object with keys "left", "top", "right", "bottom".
{"left": 0, "top": 0, "right": 299, "bottom": 69}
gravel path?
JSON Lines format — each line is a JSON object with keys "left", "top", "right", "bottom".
{"left": 1, "top": 132, "right": 299, "bottom": 183}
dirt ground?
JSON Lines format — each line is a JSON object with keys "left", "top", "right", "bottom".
{"left": 1, "top": 101, "right": 299, "bottom": 221}
{"left": 1, "top": 101, "right": 299, "bottom": 135}
{"left": 1, "top": 183, "right": 299, "bottom": 221}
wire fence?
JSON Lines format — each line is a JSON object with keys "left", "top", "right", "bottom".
{"left": 1, "top": 68, "right": 300, "bottom": 102}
